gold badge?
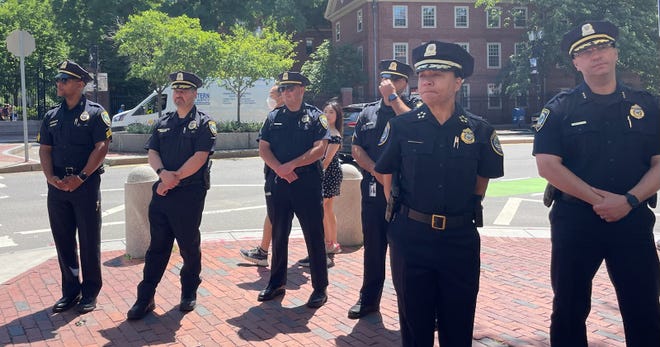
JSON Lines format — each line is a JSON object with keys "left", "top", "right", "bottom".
{"left": 283, "top": 72, "right": 289, "bottom": 81}
{"left": 177, "top": 72, "right": 183, "bottom": 81}
{"left": 629, "top": 104, "right": 644, "bottom": 119}
{"left": 388, "top": 61, "right": 397, "bottom": 71}
{"left": 101, "top": 111, "right": 111, "bottom": 126}
{"left": 378, "top": 123, "right": 390, "bottom": 146}
{"left": 80, "top": 111, "right": 90, "bottom": 121}
{"left": 491, "top": 132, "right": 503, "bottom": 156}
{"left": 424, "top": 43, "right": 436, "bottom": 57}
{"left": 535, "top": 108, "right": 550, "bottom": 131}
{"left": 319, "top": 114, "right": 328, "bottom": 129}
{"left": 581, "top": 23, "right": 595, "bottom": 37}
{"left": 460, "top": 128, "right": 475, "bottom": 144}
{"left": 188, "top": 120, "right": 197, "bottom": 130}
{"left": 208, "top": 121, "right": 217, "bottom": 136}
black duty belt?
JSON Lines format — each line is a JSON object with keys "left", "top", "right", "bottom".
{"left": 294, "top": 163, "right": 320, "bottom": 175}
{"left": 558, "top": 192, "right": 590, "bottom": 206}
{"left": 54, "top": 166, "right": 103, "bottom": 177}
{"left": 399, "top": 205, "right": 474, "bottom": 230}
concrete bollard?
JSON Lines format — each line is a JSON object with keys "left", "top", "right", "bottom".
{"left": 334, "top": 163, "right": 363, "bottom": 247}
{"left": 125, "top": 165, "right": 158, "bottom": 259}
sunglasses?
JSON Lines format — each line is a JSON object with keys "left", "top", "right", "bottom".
{"left": 55, "top": 77, "right": 79, "bottom": 84}
{"left": 277, "top": 85, "right": 298, "bottom": 93}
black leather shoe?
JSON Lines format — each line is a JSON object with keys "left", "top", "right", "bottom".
{"left": 179, "top": 297, "right": 196, "bottom": 312}
{"left": 52, "top": 294, "right": 81, "bottom": 313}
{"left": 77, "top": 297, "right": 97, "bottom": 314}
{"left": 127, "top": 298, "right": 155, "bottom": 320}
{"left": 258, "top": 286, "right": 285, "bottom": 301}
{"left": 306, "top": 289, "right": 327, "bottom": 308}
{"left": 347, "top": 300, "right": 379, "bottom": 319}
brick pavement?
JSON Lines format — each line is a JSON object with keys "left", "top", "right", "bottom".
{"left": 0, "top": 237, "right": 628, "bottom": 346}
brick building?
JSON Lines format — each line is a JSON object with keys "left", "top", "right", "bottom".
{"left": 325, "top": 0, "right": 577, "bottom": 123}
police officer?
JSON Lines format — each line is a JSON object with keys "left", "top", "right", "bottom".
{"left": 375, "top": 42, "right": 504, "bottom": 346}
{"left": 127, "top": 71, "right": 216, "bottom": 320}
{"left": 534, "top": 20, "right": 660, "bottom": 346}
{"left": 257, "top": 71, "right": 330, "bottom": 308}
{"left": 38, "top": 60, "right": 112, "bottom": 314}
{"left": 348, "top": 59, "right": 421, "bottom": 319}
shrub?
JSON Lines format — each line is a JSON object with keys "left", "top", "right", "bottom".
{"left": 215, "top": 121, "right": 262, "bottom": 133}
{"left": 126, "top": 123, "right": 154, "bottom": 134}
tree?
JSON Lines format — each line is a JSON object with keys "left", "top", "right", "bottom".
{"left": 114, "top": 10, "right": 222, "bottom": 116}
{"left": 301, "top": 40, "right": 367, "bottom": 105}
{"left": 214, "top": 24, "right": 295, "bottom": 123}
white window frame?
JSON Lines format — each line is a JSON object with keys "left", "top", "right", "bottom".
{"left": 460, "top": 83, "right": 471, "bottom": 109}
{"left": 488, "top": 83, "right": 502, "bottom": 109}
{"left": 487, "top": 42, "right": 501, "bottom": 69}
{"left": 357, "top": 9, "right": 363, "bottom": 32}
{"left": 454, "top": 6, "right": 469, "bottom": 28}
{"left": 393, "top": 5, "right": 408, "bottom": 28}
{"left": 357, "top": 46, "right": 364, "bottom": 71}
{"left": 513, "top": 7, "right": 528, "bottom": 28}
{"left": 393, "top": 43, "right": 409, "bottom": 65}
{"left": 335, "top": 22, "right": 341, "bottom": 42}
{"left": 486, "top": 7, "right": 501, "bottom": 29}
{"left": 422, "top": 6, "right": 436, "bottom": 28}
{"left": 456, "top": 42, "right": 470, "bottom": 53}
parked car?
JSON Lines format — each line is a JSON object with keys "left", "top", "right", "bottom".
{"left": 338, "top": 103, "right": 367, "bottom": 163}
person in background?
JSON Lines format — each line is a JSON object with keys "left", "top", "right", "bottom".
{"left": 117, "top": 104, "right": 125, "bottom": 114}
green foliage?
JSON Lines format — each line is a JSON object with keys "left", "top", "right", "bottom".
{"left": 214, "top": 24, "right": 295, "bottom": 122}
{"left": 301, "top": 40, "right": 367, "bottom": 105}
{"left": 125, "top": 122, "right": 153, "bottom": 134}
{"left": 214, "top": 121, "right": 263, "bottom": 133}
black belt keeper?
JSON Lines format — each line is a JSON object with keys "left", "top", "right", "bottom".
{"left": 399, "top": 205, "right": 474, "bottom": 230}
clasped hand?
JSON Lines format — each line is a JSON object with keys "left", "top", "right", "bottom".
{"left": 591, "top": 187, "right": 632, "bottom": 223}
{"left": 274, "top": 162, "right": 299, "bottom": 183}
{"left": 156, "top": 170, "right": 181, "bottom": 196}
{"left": 49, "top": 175, "right": 84, "bottom": 192}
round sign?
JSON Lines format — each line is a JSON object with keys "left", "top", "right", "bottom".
{"left": 6, "top": 30, "right": 36, "bottom": 57}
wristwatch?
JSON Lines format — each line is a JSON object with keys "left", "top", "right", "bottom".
{"left": 388, "top": 93, "right": 398, "bottom": 102}
{"left": 624, "top": 192, "right": 640, "bottom": 208}
{"left": 78, "top": 172, "right": 88, "bottom": 182}
{"left": 156, "top": 167, "right": 165, "bottom": 175}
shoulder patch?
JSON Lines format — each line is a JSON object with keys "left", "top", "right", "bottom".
{"left": 535, "top": 108, "right": 550, "bottom": 132}
{"left": 319, "top": 114, "right": 328, "bottom": 129}
{"left": 101, "top": 111, "right": 111, "bottom": 126}
{"left": 491, "top": 132, "right": 503, "bottom": 156}
{"left": 378, "top": 122, "right": 390, "bottom": 146}
{"left": 208, "top": 121, "right": 217, "bottom": 136}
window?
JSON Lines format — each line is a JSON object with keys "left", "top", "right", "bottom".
{"left": 486, "top": 7, "right": 501, "bottom": 28}
{"left": 513, "top": 7, "right": 527, "bottom": 28}
{"left": 422, "top": 6, "right": 436, "bottom": 28}
{"left": 357, "top": 9, "right": 363, "bottom": 32}
{"left": 488, "top": 83, "right": 502, "bottom": 109}
{"left": 514, "top": 42, "right": 526, "bottom": 56}
{"left": 393, "top": 5, "right": 408, "bottom": 28}
{"left": 393, "top": 43, "right": 408, "bottom": 64}
{"left": 460, "top": 84, "right": 470, "bottom": 109}
{"left": 456, "top": 42, "right": 470, "bottom": 53}
{"left": 454, "top": 6, "right": 469, "bottom": 28}
{"left": 357, "top": 46, "right": 364, "bottom": 71}
{"left": 305, "top": 38, "right": 314, "bottom": 55}
{"left": 335, "top": 22, "right": 341, "bottom": 41}
{"left": 487, "top": 43, "right": 501, "bottom": 69}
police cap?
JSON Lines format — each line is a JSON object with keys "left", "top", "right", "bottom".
{"left": 277, "top": 71, "right": 310, "bottom": 86}
{"left": 379, "top": 59, "right": 413, "bottom": 80}
{"left": 55, "top": 60, "right": 93, "bottom": 83}
{"left": 412, "top": 41, "right": 474, "bottom": 78}
{"left": 561, "top": 20, "right": 618, "bottom": 57}
{"left": 169, "top": 71, "right": 203, "bottom": 89}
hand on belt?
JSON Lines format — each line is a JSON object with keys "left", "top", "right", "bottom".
{"left": 399, "top": 205, "right": 474, "bottom": 230}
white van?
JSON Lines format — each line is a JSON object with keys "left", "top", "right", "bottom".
{"left": 111, "top": 78, "right": 273, "bottom": 131}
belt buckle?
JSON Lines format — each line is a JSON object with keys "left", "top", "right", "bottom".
{"left": 65, "top": 167, "right": 74, "bottom": 176}
{"left": 431, "top": 214, "right": 446, "bottom": 230}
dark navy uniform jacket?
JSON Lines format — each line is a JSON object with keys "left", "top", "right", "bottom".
{"left": 375, "top": 103, "right": 504, "bottom": 215}
{"left": 259, "top": 103, "right": 330, "bottom": 164}
{"left": 38, "top": 95, "right": 111, "bottom": 170}
{"left": 533, "top": 82, "right": 660, "bottom": 194}
{"left": 146, "top": 106, "right": 216, "bottom": 185}
{"left": 352, "top": 95, "right": 422, "bottom": 165}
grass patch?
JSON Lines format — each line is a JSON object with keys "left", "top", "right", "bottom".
{"left": 486, "top": 177, "right": 548, "bottom": 197}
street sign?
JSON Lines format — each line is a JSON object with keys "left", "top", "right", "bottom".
{"left": 6, "top": 30, "right": 35, "bottom": 57}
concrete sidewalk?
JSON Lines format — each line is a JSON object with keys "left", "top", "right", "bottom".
{"left": 0, "top": 235, "right": 629, "bottom": 347}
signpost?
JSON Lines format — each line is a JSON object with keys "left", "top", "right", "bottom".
{"left": 6, "top": 30, "right": 36, "bottom": 162}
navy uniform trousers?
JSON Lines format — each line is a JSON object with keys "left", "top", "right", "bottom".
{"left": 388, "top": 213, "right": 480, "bottom": 347}
{"left": 550, "top": 200, "right": 660, "bottom": 347}
{"left": 358, "top": 175, "right": 389, "bottom": 306}
{"left": 137, "top": 183, "right": 207, "bottom": 300}
{"left": 46, "top": 173, "right": 102, "bottom": 299}
{"left": 265, "top": 170, "right": 328, "bottom": 291}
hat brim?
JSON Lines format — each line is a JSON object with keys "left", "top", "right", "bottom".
{"left": 380, "top": 72, "right": 408, "bottom": 79}
{"left": 54, "top": 72, "right": 81, "bottom": 80}
{"left": 571, "top": 37, "right": 615, "bottom": 56}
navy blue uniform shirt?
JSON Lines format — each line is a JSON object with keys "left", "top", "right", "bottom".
{"left": 259, "top": 103, "right": 330, "bottom": 163}
{"left": 146, "top": 106, "right": 216, "bottom": 183}
{"left": 352, "top": 95, "right": 422, "bottom": 164}
{"left": 38, "top": 95, "right": 111, "bottom": 169}
{"left": 533, "top": 82, "right": 660, "bottom": 194}
{"left": 375, "top": 103, "right": 504, "bottom": 215}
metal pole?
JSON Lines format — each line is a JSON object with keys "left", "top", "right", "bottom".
{"left": 19, "top": 39, "right": 28, "bottom": 162}
{"left": 372, "top": 0, "right": 378, "bottom": 98}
